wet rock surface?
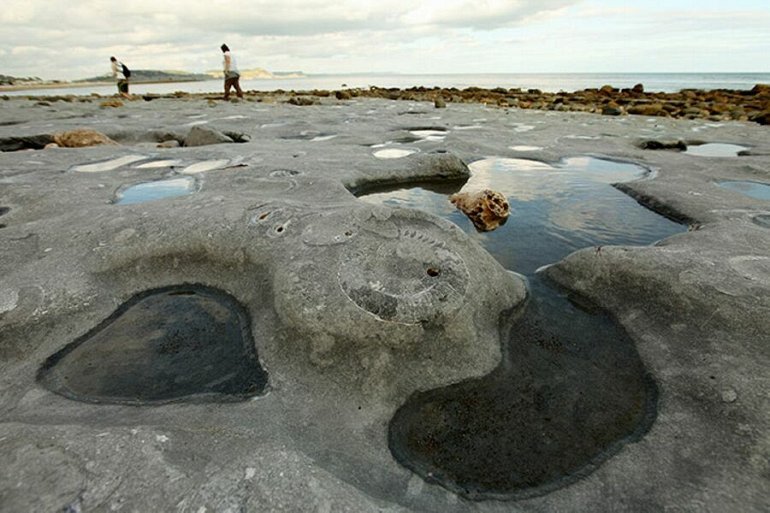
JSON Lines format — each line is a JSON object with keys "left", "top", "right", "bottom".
{"left": 0, "top": 94, "right": 768, "bottom": 512}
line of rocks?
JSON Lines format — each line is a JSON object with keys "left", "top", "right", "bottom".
{"left": 333, "top": 83, "right": 770, "bottom": 124}
{"left": 6, "top": 83, "right": 769, "bottom": 124}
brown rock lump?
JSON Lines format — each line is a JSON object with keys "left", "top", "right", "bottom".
{"left": 449, "top": 189, "right": 510, "bottom": 232}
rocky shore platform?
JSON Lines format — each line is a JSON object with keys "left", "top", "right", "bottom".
{"left": 0, "top": 92, "right": 768, "bottom": 512}
{"left": 7, "top": 81, "right": 770, "bottom": 124}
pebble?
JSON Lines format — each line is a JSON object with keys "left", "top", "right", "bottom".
{"left": 721, "top": 389, "right": 738, "bottom": 403}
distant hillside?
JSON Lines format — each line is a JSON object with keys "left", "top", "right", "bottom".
{"left": 206, "top": 68, "right": 306, "bottom": 80}
{"left": 76, "top": 70, "right": 211, "bottom": 83}
{"left": 0, "top": 74, "right": 49, "bottom": 85}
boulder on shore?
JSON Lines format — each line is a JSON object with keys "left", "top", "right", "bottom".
{"left": 183, "top": 126, "right": 234, "bottom": 147}
{"left": 53, "top": 128, "right": 117, "bottom": 148}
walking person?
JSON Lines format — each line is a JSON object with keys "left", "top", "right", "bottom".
{"left": 109, "top": 56, "right": 131, "bottom": 99}
{"left": 221, "top": 44, "right": 244, "bottom": 100}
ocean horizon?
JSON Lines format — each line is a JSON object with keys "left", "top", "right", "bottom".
{"left": 3, "top": 72, "right": 770, "bottom": 97}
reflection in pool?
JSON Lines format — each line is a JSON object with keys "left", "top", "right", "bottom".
{"left": 717, "top": 180, "right": 770, "bottom": 201}
{"left": 361, "top": 156, "right": 684, "bottom": 275}
{"left": 389, "top": 278, "right": 658, "bottom": 500}
{"left": 373, "top": 148, "right": 418, "bottom": 159}
{"left": 410, "top": 129, "right": 447, "bottom": 141}
{"left": 72, "top": 155, "right": 147, "bottom": 173}
{"left": 115, "top": 177, "right": 197, "bottom": 205}
{"left": 37, "top": 285, "right": 268, "bottom": 404}
{"left": 685, "top": 143, "right": 748, "bottom": 157}
{"left": 360, "top": 156, "right": 685, "bottom": 499}
{"left": 134, "top": 159, "right": 182, "bottom": 169}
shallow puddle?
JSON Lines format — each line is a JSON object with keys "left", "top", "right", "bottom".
{"left": 38, "top": 285, "right": 268, "bottom": 405}
{"left": 373, "top": 148, "right": 418, "bottom": 159}
{"left": 312, "top": 134, "right": 338, "bottom": 142}
{"left": 134, "top": 159, "right": 182, "bottom": 169}
{"left": 282, "top": 131, "right": 335, "bottom": 141}
{"left": 359, "top": 156, "right": 684, "bottom": 498}
{"left": 685, "top": 143, "right": 748, "bottom": 157}
{"left": 181, "top": 159, "right": 231, "bottom": 174}
{"left": 512, "top": 124, "right": 535, "bottom": 133}
{"left": 510, "top": 145, "right": 544, "bottom": 152}
{"left": 409, "top": 128, "right": 448, "bottom": 142}
{"left": 115, "top": 177, "right": 197, "bottom": 205}
{"left": 717, "top": 180, "right": 770, "bottom": 200}
{"left": 72, "top": 155, "right": 147, "bottom": 173}
{"left": 563, "top": 135, "right": 601, "bottom": 140}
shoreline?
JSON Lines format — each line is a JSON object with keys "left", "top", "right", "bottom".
{"left": 0, "top": 76, "right": 307, "bottom": 93}
{"left": 0, "top": 79, "right": 210, "bottom": 92}
{"left": 4, "top": 83, "right": 768, "bottom": 124}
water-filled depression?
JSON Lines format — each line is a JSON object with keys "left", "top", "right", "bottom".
{"left": 359, "top": 156, "right": 685, "bottom": 499}
{"left": 684, "top": 143, "right": 748, "bottom": 157}
{"left": 717, "top": 180, "right": 770, "bottom": 201}
{"left": 38, "top": 285, "right": 268, "bottom": 405}
{"left": 114, "top": 177, "right": 197, "bottom": 205}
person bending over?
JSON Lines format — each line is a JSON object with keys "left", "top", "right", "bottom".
{"left": 109, "top": 56, "right": 131, "bottom": 99}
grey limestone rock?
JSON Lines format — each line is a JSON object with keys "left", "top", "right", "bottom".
{"left": 0, "top": 94, "right": 768, "bottom": 512}
{"left": 183, "top": 125, "right": 234, "bottom": 146}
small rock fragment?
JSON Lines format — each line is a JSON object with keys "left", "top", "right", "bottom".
{"left": 287, "top": 96, "right": 318, "bottom": 106}
{"left": 100, "top": 99, "right": 124, "bottom": 108}
{"left": 721, "top": 389, "right": 738, "bottom": 403}
{"left": 449, "top": 189, "right": 510, "bottom": 232}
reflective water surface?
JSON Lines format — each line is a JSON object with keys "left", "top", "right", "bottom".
{"left": 717, "top": 180, "right": 770, "bottom": 201}
{"left": 362, "top": 156, "right": 684, "bottom": 275}
{"left": 38, "top": 285, "right": 268, "bottom": 405}
{"left": 360, "top": 156, "right": 685, "bottom": 499}
{"left": 115, "top": 177, "right": 197, "bottom": 205}
{"left": 373, "top": 148, "right": 419, "bottom": 159}
{"left": 685, "top": 143, "right": 748, "bottom": 157}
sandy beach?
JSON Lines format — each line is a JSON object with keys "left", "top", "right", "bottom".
{"left": 0, "top": 92, "right": 769, "bottom": 512}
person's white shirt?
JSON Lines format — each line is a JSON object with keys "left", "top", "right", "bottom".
{"left": 111, "top": 61, "right": 125, "bottom": 81}
{"left": 223, "top": 51, "right": 239, "bottom": 75}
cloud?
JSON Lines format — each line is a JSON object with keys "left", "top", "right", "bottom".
{"left": 0, "top": 1, "right": 768, "bottom": 79}
{"left": 0, "top": 0, "right": 583, "bottom": 79}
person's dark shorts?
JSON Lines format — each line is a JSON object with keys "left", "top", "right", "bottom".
{"left": 117, "top": 80, "right": 129, "bottom": 94}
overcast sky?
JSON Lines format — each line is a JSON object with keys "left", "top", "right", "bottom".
{"left": 1, "top": 0, "right": 768, "bottom": 80}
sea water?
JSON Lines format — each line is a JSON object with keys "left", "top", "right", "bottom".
{"left": 5, "top": 73, "right": 770, "bottom": 97}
